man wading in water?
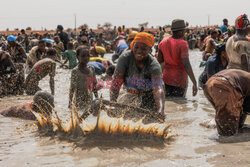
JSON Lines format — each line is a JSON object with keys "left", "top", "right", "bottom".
{"left": 0, "top": 91, "right": 54, "bottom": 120}
{"left": 110, "top": 32, "right": 165, "bottom": 121}
{"left": 204, "top": 14, "right": 250, "bottom": 136}
{"left": 158, "top": 19, "right": 197, "bottom": 97}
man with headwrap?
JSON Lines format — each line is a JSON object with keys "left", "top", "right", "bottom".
{"left": 226, "top": 14, "right": 250, "bottom": 71}
{"left": 203, "top": 14, "right": 250, "bottom": 136}
{"left": 6, "top": 35, "right": 26, "bottom": 63}
{"left": 110, "top": 32, "right": 165, "bottom": 121}
{"left": 5, "top": 35, "right": 26, "bottom": 94}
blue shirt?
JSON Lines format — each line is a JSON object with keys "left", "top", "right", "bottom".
{"left": 87, "top": 62, "right": 105, "bottom": 75}
{"left": 199, "top": 55, "right": 227, "bottom": 85}
{"left": 117, "top": 43, "right": 129, "bottom": 55}
{"left": 220, "top": 25, "right": 228, "bottom": 33}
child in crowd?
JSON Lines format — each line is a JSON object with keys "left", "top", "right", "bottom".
{"left": 101, "top": 65, "right": 115, "bottom": 80}
{"left": 68, "top": 46, "right": 99, "bottom": 110}
{"left": 25, "top": 48, "right": 57, "bottom": 95}
{"left": 61, "top": 42, "right": 78, "bottom": 69}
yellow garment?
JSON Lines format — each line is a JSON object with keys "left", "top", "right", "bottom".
{"left": 89, "top": 57, "right": 104, "bottom": 62}
{"left": 128, "top": 31, "right": 138, "bottom": 40}
{"left": 54, "top": 42, "right": 64, "bottom": 57}
{"left": 130, "top": 32, "right": 155, "bottom": 50}
{"left": 95, "top": 46, "right": 106, "bottom": 55}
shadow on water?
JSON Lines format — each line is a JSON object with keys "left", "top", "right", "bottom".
{"left": 165, "top": 96, "right": 198, "bottom": 105}
{"left": 36, "top": 129, "right": 174, "bottom": 151}
{"left": 214, "top": 125, "right": 250, "bottom": 143}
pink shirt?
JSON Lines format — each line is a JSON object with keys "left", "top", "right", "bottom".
{"left": 159, "top": 37, "right": 189, "bottom": 88}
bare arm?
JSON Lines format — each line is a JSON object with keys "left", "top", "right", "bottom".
{"left": 152, "top": 75, "right": 165, "bottom": 120}
{"left": 157, "top": 49, "right": 164, "bottom": 64}
{"left": 110, "top": 69, "right": 124, "bottom": 102}
{"left": 49, "top": 63, "right": 56, "bottom": 95}
{"left": 210, "top": 38, "right": 220, "bottom": 47}
{"left": 182, "top": 57, "right": 197, "bottom": 96}
{"left": 0, "top": 102, "right": 36, "bottom": 120}
{"left": 49, "top": 75, "right": 55, "bottom": 95}
{"left": 68, "top": 87, "right": 73, "bottom": 108}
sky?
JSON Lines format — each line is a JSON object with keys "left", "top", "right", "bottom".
{"left": 1, "top": 0, "right": 249, "bottom": 30}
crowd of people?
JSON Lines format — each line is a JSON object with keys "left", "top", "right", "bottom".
{"left": 0, "top": 14, "right": 250, "bottom": 137}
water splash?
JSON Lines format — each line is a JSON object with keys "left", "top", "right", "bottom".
{"left": 32, "top": 102, "right": 173, "bottom": 141}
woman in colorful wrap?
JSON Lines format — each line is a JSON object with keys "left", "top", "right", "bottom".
{"left": 110, "top": 32, "right": 165, "bottom": 121}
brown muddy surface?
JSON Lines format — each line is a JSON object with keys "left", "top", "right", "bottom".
{"left": 0, "top": 50, "right": 250, "bottom": 167}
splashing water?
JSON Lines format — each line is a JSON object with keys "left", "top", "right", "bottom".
{"left": 32, "top": 101, "right": 173, "bottom": 141}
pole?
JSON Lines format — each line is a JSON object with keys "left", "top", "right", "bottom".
{"left": 74, "top": 14, "right": 77, "bottom": 37}
{"left": 208, "top": 15, "right": 210, "bottom": 26}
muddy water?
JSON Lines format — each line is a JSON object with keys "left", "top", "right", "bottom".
{"left": 0, "top": 50, "right": 249, "bottom": 167}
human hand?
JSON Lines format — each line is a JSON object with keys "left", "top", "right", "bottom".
{"left": 192, "top": 84, "right": 198, "bottom": 96}
{"left": 68, "top": 103, "right": 72, "bottom": 109}
{"left": 157, "top": 110, "right": 166, "bottom": 121}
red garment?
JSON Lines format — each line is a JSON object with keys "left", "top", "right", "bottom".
{"left": 159, "top": 37, "right": 189, "bottom": 88}
{"left": 235, "top": 14, "right": 249, "bottom": 29}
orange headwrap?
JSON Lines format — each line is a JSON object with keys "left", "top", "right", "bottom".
{"left": 130, "top": 32, "right": 155, "bottom": 50}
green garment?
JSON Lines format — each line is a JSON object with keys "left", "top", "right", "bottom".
{"left": 62, "top": 50, "right": 78, "bottom": 69}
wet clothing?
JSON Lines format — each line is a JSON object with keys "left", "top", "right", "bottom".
{"left": 199, "top": 55, "right": 228, "bottom": 86}
{"left": 62, "top": 50, "right": 77, "bottom": 69}
{"left": 7, "top": 43, "right": 26, "bottom": 63}
{"left": 88, "top": 62, "right": 105, "bottom": 75}
{"left": 0, "top": 56, "right": 24, "bottom": 96}
{"left": 204, "top": 69, "right": 250, "bottom": 136}
{"left": 25, "top": 58, "right": 56, "bottom": 95}
{"left": 165, "top": 84, "right": 186, "bottom": 97}
{"left": 0, "top": 54, "right": 16, "bottom": 75}
{"left": 226, "top": 35, "right": 250, "bottom": 70}
{"left": 159, "top": 36, "right": 189, "bottom": 88}
{"left": 26, "top": 46, "right": 47, "bottom": 70}
{"left": 70, "top": 65, "right": 97, "bottom": 110}
{"left": 116, "top": 51, "right": 162, "bottom": 110}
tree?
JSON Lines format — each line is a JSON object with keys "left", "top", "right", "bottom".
{"left": 103, "top": 22, "right": 112, "bottom": 30}
{"left": 26, "top": 27, "right": 32, "bottom": 30}
{"left": 138, "top": 22, "right": 148, "bottom": 28}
